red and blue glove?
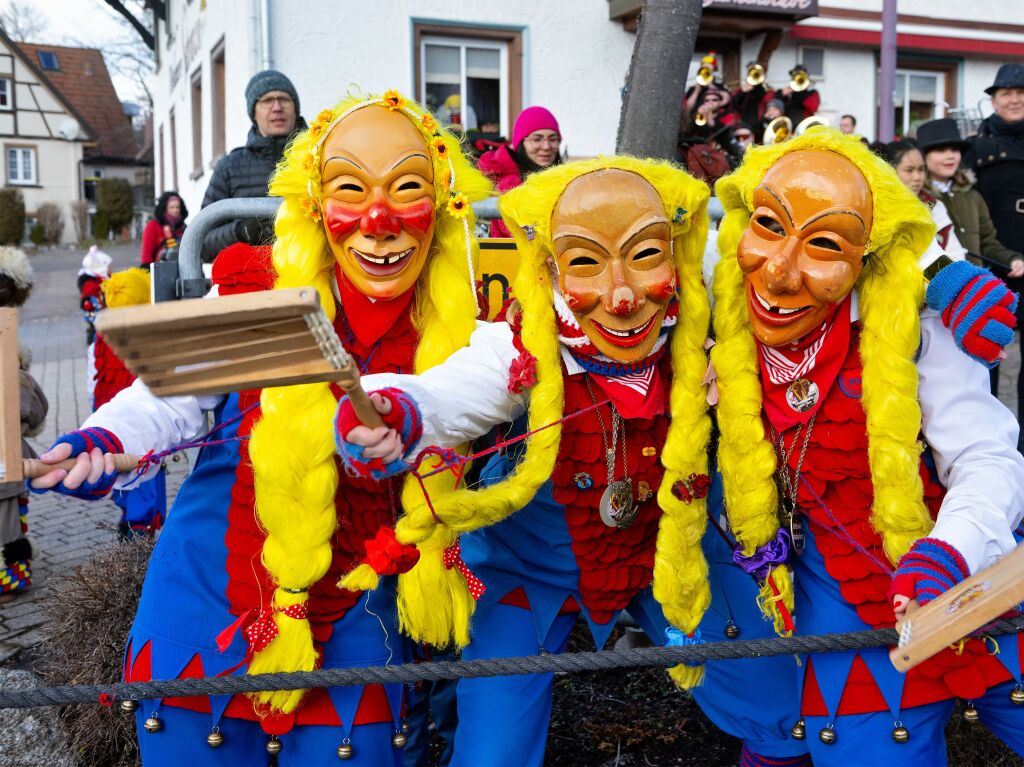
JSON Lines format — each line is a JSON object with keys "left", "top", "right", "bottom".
{"left": 334, "top": 388, "right": 422, "bottom": 480}
{"left": 889, "top": 537, "right": 970, "bottom": 610}
{"left": 28, "top": 427, "right": 124, "bottom": 500}
{"left": 927, "top": 261, "right": 1018, "bottom": 369}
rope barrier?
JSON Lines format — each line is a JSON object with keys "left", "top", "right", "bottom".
{"left": 3, "top": 618, "right": 1023, "bottom": 710}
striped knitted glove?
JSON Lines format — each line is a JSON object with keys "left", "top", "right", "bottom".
{"left": 889, "top": 537, "right": 970, "bottom": 611}
{"left": 334, "top": 388, "right": 422, "bottom": 480}
{"left": 29, "top": 427, "right": 124, "bottom": 500}
{"left": 927, "top": 260, "right": 1018, "bottom": 368}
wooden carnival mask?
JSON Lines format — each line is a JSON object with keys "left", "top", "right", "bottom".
{"left": 551, "top": 169, "right": 676, "bottom": 363}
{"left": 738, "top": 150, "right": 872, "bottom": 347}
{"left": 320, "top": 107, "right": 436, "bottom": 300}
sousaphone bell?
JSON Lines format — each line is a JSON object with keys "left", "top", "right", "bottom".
{"left": 763, "top": 116, "right": 792, "bottom": 145}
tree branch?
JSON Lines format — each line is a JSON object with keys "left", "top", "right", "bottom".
{"left": 101, "top": 0, "right": 154, "bottom": 50}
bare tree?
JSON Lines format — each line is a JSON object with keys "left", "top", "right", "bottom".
{"left": 100, "top": 0, "right": 155, "bottom": 50}
{"left": 616, "top": 0, "right": 704, "bottom": 160}
{"left": 0, "top": 0, "right": 51, "bottom": 42}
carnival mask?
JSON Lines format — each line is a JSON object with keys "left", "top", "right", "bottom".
{"left": 320, "top": 107, "right": 436, "bottom": 300}
{"left": 551, "top": 169, "right": 676, "bottom": 362}
{"left": 737, "top": 150, "right": 872, "bottom": 347}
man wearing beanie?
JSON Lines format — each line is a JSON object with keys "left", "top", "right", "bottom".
{"left": 199, "top": 70, "right": 306, "bottom": 262}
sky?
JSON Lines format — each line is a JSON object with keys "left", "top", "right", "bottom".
{"left": 11, "top": 0, "right": 154, "bottom": 105}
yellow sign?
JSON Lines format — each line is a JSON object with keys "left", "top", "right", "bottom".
{"left": 478, "top": 237, "right": 520, "bottom": 320}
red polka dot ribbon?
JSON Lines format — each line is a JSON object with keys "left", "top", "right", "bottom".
{"left": 443, "top": 539, "right": 486, "bottom": 600}
{"left": 244, "top": 602, "right": 310, "bottom": 653}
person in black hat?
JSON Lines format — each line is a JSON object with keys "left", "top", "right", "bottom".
{"left": 919, "top": 117, "right": 1024, "bottom": 398}
{"left": 778, "top": 64, "right": 820, "bottom": 125}
{"left": 199, "top": 70, "right": 307, "bottom": 262}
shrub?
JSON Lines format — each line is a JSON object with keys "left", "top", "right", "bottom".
{"left": 95, "top": 178, "right": 133, "bottom": 236}
{"left": 29, "top": 222, "right": 45, "bottom": 245}
{"left": 36, "top": 202, "right": 64, "bottom": 244}
{"left": 70, "top": 200, "right": 90, "bottom": 241}
{"left": 0, "top": 187, "right": 25, "bottom": 244}
{"left": 91, "top": 209, "right": 110, "bottom": 240}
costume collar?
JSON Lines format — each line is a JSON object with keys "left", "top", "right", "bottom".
{"left": 757, "top": 295, "right": 852, "bottom": 432}
{"left": 334, "top": 265, "right": 416, "bottom": 348}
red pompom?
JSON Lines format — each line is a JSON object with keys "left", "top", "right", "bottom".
{"left": 362, "top": 526, "right": 420, "bottom": 576}
{"left": 507, "top": 351, "right": 538, "bottom": 394}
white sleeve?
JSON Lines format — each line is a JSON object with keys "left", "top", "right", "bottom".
{"left": 930, "top": 201, "right": 967, "bottom": 261}
{"left": 918, "top": 311, "right": 1024, "bottom": 574}
{"left": 359, "top": 321, "right": 527, "bottom": 450}
{"left": 81, "top": 378, "right": 223, "bottom": 486}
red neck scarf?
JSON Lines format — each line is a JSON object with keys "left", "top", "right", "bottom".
{"left": 335, "top": 265, "right": 416, "bottom": 348}
{"left": 757, "top": 296, "right": 852, "bottom": 432}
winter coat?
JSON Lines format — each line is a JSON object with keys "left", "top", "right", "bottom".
{"left": 927, "top": 171, "right": 1022, "bottom": 269}
{"left": 964, "top": 115, "right": 1024, "bottom": 254}
{"left": 477, "top": 144, "right": 523, "bottom": 238}
{"left": 199, "top": 121, "right": 306, "bottom": 262}
{"left": 140, "top": 218, "right": 186, "bottom": 265}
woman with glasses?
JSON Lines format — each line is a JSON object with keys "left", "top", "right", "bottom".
{"left": 477, "top": 106, "right": 563, "bottom": 236}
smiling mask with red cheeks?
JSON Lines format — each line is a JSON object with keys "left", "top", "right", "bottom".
{"left": 551, "top": 169, "right": 676, "bottom": 363}
{"left": 319, "top": 107, "right": 436, "bottom": 300}
{"left": 738, "top": 150, "right": 873, "bottom": 348}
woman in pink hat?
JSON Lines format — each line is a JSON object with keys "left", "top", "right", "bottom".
{"left": 477, "top": 106, "right": 562, "bottom": 236}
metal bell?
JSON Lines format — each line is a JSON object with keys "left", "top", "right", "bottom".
{"left": 724, "top": 622, "right": 740, "bottom": 639}
{"left": 401, "top": 720, "right": 410, "bottom": 734}
{"left": 790, "top": 719, "right": 806, "bottom": 740}
{"left": 207, "top": 729, "right": 224, "bottom": 748}
{"left": 1011, "top": 686, "right": 1024, "bottom": 705}
{"left": 818, "top": 725, "right": 837, "bottom": 745}
{"left": 392, "top": 731, "right": 408, "bottom": 748}
{"left": 120, "top": 699, "right": 138, "bottom": 714}
{"left": 337, "top": 742, "right": 354, "bottom": 760}
{"left": 266, "top": 737, "right": 282, "bottom": 755}
{"left": 963, "top": 705, "right": 980, "bottom": 723}
{"left": 892, "top": 725, "right": 910, "bottom": 744}
{"left": 143, "top": 715, "right": 162, "bottom": 733}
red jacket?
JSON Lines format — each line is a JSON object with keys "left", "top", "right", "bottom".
{"left": 140, "top": 218, "right": 186, "bottom": 265}
{"left": 477, "top": 145, "right": 523, "bottom": 238}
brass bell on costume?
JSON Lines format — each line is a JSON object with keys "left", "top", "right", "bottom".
{"left": 790, "top": 719, "right": 806, "bottom": 740}
{"left": 818, "top": 725, "right": 837, "bottom": 745}
{"left": 207, "top": 729, "right": 224, "bottom": 748}
{"left": 1011, "top": 686, "right": 1024, "bottom": 705}
{"left": 963, "top": 704, "right": 980, "bottom": 723}
{"left": 120, "top": 699, "right": 138, "bottom": 713}
{"left": 143, "top": 715, "right": 162, "bottom": 733}
{"left": 337, "top": 742, "right": 354, "bottom": 759}
{"left": 724, "top": 622, "right": 740, "bottom": 639}
{"left": 892, "top": 725, "right": 910, "bottom": 743}
{"left": 402, "top": 720, "right": 410, "bottom": 734}
{"left": 392, "top": 731, "right": 408, "bottom": 748}
{"left": 266, "top": 737, "right": 282, "bottom": 755}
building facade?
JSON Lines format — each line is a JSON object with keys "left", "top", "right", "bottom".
{"left": 151, "top": 0, "right": 1024, "bottom": 213}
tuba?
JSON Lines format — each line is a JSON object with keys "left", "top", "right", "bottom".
{"left": 795, "top": 115, "right": 830, "bottom": 136}
{"left": 763, "top": 116, "right": 793, "bottom": 145}
{"left": 790, "top": 69, "right": 812, "bottom": 92}
{"left": 746, "top": 63, "right": 766, "bottom": 87}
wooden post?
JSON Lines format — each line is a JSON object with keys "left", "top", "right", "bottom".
{"left": 0, "top": 307, "right": 23, "bottom": 483}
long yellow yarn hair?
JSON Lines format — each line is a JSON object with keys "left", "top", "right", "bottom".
{"left": 711, "top": 129, "right": 936, "bottom": 634}
{"left": 246, "top": 91, "right": 491, "bottom": 714}
{"left": 101, "top": 267, "right": 150, "bottom": 308}
{"left": 358, "top": 157, "right": 713, "bottom": 688}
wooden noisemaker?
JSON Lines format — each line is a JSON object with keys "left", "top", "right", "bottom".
{"left": 891, "top": 544, "right": 1024, "bottom": 672}
{"left": 95, "top": 287, "right": 383, "bottom": 426}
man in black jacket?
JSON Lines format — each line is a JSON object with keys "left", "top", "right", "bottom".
{"left": 199, "top": 70, "right": 306, "bottom": 263}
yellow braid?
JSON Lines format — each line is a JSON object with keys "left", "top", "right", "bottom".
{"left": 247, "top": 91, "right": 489, "bottom": 713}
{"left": 386, "top": 156, "right": 713, "bottom": 657}
{"left": 712, "top": 129, "right": 935, "bottom": 633}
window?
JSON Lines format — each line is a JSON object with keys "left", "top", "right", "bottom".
{"left": 36, "top": 51, "right": 59, "bottom": 71}
{"left": 7, "top": 147, "right": 36, "bottom": 185}
{"left": 0, "top": 79, "right": 10, "bottom": 110}
{"left": 169, "top": 108, "right": 178, "bottom": 189}
{"left": 414, "top": 24, "right": 523, "bottom": 139}
{"left": 894, "top": 69, "right": 945, "bottom": 137}
{"left": 798, "top": 46, "right": 825, "bottom": 80}
{"left": 211, "top": 40, "right": 226, "bottom": 160}
{"left": 190, "top": 69, "right": 203, "bottom": 176}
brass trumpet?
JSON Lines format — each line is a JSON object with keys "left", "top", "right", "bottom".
{"left": 696, "top": 64, "right": 715, "bottom": 87}
{"left": 694, "top": 109, "right": 708, "bottom": 127}
{"left": 790, "top": 69, "right": 812, "bottom": 92}
{"left": 763, "top": 116, "right": 793, "bottom": 145}
{"left": 746, "top": 63, "right": 766, "bottom": 87}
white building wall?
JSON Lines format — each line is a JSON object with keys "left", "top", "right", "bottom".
{"left": 22, "top": 137, "right": 83, "bottom": 243}
{"left": 153, "top": 0, "right": 635, "bottom": 214}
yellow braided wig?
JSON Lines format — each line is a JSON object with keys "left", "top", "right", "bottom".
{"left": 101, "top": 268, "right": 150, "bottom": 308}
{"left": 711, "top": 129, "right": 936, "bottom": 634}
{"left": 381, "top": 157, "right": 713, "bottom": 676}
{"left": 246, "top": 90, "right": 491, "bottom": 714}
